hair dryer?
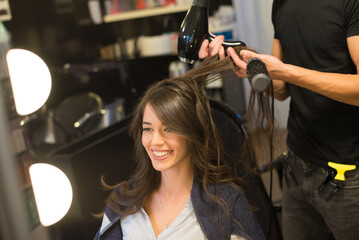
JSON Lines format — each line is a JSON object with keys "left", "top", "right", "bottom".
{"left": 177, "top": 0, "right": 246, "bottom": 64}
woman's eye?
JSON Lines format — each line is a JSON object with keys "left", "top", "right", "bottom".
{"left": 143, "top": 128, "right": 152, "bottom": 132}
{"left": 164, "top": 128, "right": 172, "bottom": 133}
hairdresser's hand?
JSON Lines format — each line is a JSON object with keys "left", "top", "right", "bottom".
{"left": 227, "top": 47, "right": 285, "bottom": 79}
{"left": 225, "top": 47, "right": 247, "bottom": 78}
{"left": 198, "top": 34, "right": 226, "bottom": 60}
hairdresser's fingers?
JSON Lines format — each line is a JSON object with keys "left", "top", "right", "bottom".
{"left": 239, "top": 50, "right": 260, "bottom": 62}
{"left": 209, "top": 32, "right": 216, "bottom": 37}
{"left": 219, "top": 46, "right": 225, "bottom": 60}
{"left": 209, "top": 35, "right": 224, "bottom": 56}
{"left": 227, "top": 47, "right": 247, "bottom": 70}
{"left": 198, "top": 39, "right": 210, "bottom": 59}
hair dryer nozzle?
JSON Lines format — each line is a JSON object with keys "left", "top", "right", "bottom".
{"left": 246, "top": 57, "right": 271, "bottom": 92}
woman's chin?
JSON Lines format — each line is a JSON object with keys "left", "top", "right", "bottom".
{"left": 151, "top": 161, "right": 169, "bottom": 172}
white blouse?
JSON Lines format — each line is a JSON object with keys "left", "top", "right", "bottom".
{"left": 120, "top": 198, "right": 207, "bottom": 240}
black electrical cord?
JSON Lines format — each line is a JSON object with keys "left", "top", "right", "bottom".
{"left": 266, "top": 79, "right": 275, "bottom": 240}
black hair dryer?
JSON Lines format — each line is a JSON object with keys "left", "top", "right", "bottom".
{"left": 177, "top": 0, "right": 246, "bottom": 64}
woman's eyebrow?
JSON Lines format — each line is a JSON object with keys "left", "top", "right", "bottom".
{"left": 142, "top": 122, "right": 151, "bottom": 125}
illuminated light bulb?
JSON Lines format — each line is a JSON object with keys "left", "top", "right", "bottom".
{"left": 29, "top": 163, "right": 73, "bottom": 226}
{"left": 6, "top": 49, "right": 52, "bottom": 116}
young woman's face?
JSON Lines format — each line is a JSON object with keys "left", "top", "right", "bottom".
{"left": 142, "top": 103, "right": 191, "bottom": 173}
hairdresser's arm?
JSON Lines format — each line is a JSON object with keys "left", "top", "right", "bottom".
{"left": 227, "top": 35, "right": 359, "bottom": 107}
{"left": 271, "top": 39, "right": 290, "bottom": 101}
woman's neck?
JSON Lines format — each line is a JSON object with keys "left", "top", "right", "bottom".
{"left": 159, "top": 167, "right": 194, "bottom": 198}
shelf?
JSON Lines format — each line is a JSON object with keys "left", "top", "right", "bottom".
{"left": 103, "top": 4, "right": 190, "bottom": 23}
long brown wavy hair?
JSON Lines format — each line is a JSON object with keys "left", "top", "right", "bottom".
{"left": 103, "top": 46, "right": 274, "bottom": 227}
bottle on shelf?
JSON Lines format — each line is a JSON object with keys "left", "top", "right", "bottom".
{"left": 0, "top": 21, "right": 11, "bottom": 81}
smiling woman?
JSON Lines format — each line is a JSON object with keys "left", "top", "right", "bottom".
{"left": 94, "top": 46, "right": 271, "bottom": 240}
{"left": 141, "top": 103, "right": 191, "bottom": 175}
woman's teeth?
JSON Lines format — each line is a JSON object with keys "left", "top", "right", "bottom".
{"left": 153, "top": 150, "right": 171, "bottom": 157}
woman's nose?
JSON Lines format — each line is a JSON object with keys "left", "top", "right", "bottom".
{"left": 151, "top": 130, "right": 165, "bottom": 145}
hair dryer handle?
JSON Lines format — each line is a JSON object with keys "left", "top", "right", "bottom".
{"left": 208, "top": 35, "right": 247, "bottom": 49}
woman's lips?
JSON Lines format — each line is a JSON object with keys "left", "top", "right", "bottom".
{"left": 151, "top": 150, "right": 173, "bottom": 160}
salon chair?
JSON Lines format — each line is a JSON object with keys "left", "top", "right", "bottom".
{"left": 209, "top": 98, "right": 283, "bottom": 240}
